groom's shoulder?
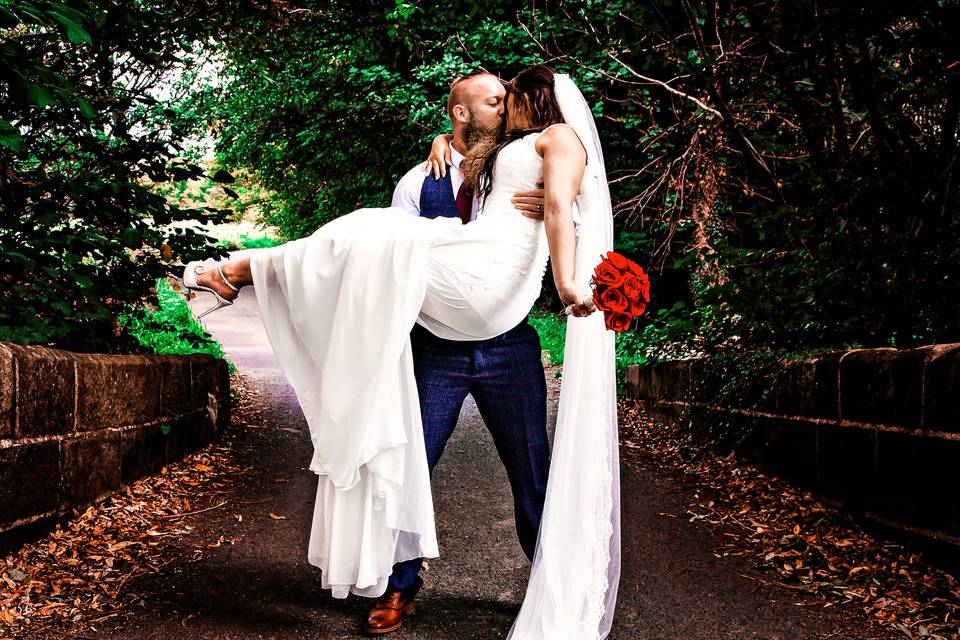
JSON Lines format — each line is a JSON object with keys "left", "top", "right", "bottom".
{"left": 398, "top": 162, "right": 429, "bottom": 188}
{"left": 395, "top": 162, "right": 429, "bottom": 197}
{"left": 391, "top": 162, "right": 429, "bottom": 215}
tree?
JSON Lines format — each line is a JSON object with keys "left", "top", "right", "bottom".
{"left": 0, "top": 0, "right": 230, "bottom": 351}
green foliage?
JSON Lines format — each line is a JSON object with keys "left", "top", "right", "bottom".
{"left": 120, "top": 279, "right": 232, "bottom": 370}
{"left": 189, "top": 1, "right": 958, "bottom": 356}
{"left": 193, "top": 4, "right": 553, "bottom": 241}
{"left": 4, "top": 0, "right": 957, "bottom": 359}
{"left": 232, "top": 234, "right": 282, "bottom": 250}
{"left": 0, "top": 0, "right": 229, "bottom": 351}
{"left": 529, "top": 310, "right": 652, "bottom": 392}
{"left": 528, "top": 311, "right": 567, "bottom": 367}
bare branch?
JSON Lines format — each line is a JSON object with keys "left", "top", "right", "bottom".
{"left": 605, "top": 50, "right": 723, "bottom": 118}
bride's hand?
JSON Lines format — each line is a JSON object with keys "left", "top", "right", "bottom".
{"left": 423, "top": 134, "right": 454, "bottom": 179}
{"left": 558, "top": 284, "right": 597, "bottom": 318}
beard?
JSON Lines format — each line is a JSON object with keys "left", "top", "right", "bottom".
{"left": 463, "top": 113, "right": 499, "bottom": 151}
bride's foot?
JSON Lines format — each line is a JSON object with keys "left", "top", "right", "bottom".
{"left": 182, "top": 259, "right": 241, "bottom": 318}
{"left": 192, "top": 260, "right": 241, "bottom": 302}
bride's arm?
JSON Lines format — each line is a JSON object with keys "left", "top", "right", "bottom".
{"left": 424, "top": 134, "right": 454, "bottom": 178}
{"left": 537, "top": 125, "right": 595, "bottom": 317}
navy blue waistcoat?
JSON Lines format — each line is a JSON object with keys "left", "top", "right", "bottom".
{"left": 418, "top": 171, "right": 461, "bottom": 220}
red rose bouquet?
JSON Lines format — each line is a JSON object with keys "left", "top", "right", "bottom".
{"left": 563, "top": 252, "right": 650, "bottom": 332}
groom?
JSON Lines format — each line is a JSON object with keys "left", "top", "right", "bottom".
{"left": 366, "top": 71, "right": 550, "bottom": 635}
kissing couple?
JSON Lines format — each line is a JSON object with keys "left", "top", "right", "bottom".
{"left": 182, "top": 65, "right": 621, "bottom": 639}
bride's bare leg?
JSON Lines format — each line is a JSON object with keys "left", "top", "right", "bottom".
{"left": 221, "top": 259, "right": 252, "bottom": 288}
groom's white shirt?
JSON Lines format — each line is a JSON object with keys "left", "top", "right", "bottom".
{"left": 391, "top": 143, "right": 479, "bottom": 220}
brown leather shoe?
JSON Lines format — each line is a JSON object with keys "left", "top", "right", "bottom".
{"left": 365, "top": 580, "right": 421, "bottom": 635}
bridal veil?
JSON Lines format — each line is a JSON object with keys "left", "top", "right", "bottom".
{"left": 506, "top": 74, "right": 621, "bottom": 640}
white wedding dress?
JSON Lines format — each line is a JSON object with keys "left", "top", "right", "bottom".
{"left": 249, "top": 76, "right": 619, "bottom": 639}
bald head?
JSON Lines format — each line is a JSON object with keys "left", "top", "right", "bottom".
{"left": 446, "top": 73, "right": 505, "bottom": 149}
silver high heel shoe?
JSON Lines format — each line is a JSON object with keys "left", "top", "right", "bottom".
{"left": 181, "top": 258, "right": 240, "bottom": 318}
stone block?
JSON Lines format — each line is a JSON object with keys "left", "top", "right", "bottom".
{"left": 839, "top": 348, "right": 927, "bottom": 429}
{"left": 737, "top": 416, "right": 818, "bottom": 487}
{"left": 689, "top": 359, "right": 770, "bottom": 409}
{"left": 76, "top": 354, "right": 163, "bottom": 431}
{"left": 682, "top": 405, "right": 757, "bottom": 451}
{"left": 0, "top": 441, "right": 59, "bottom": 526}
{"left": 0, "top": 344, "right": 14, "bottom": 439}
{"left": 189, "top": 409, "right": 218, "bottom": 452}
{"left": 649, "top": 361, "right": 692, "bottom": 403}
{"left": 7, "top": 344, "right": 75, "bottom": 437}
{"left": 157, "top": 355, "right": 193, "bottom": 418}
{"left": 922, "top": 344, "right": 960, "bottom": 433}
{"left": 164, "top": 410, "right": 216, "bottom": 460}
{"left": 215, "top": 358, "right": 230, "bottom": 402}
{"left": 624, "top": 365, "right": 644, "bottom": 401}
{"left": 876, "top": 431, "right": 960, "bottom": 535}
{"left": 60, "top": 432, "right": 120, "bottom": 512}
{"left": 773, "top": 352, "right": 843, "bottom": 419}
{"left": 120, "top": 423, "right": 168, "bottom": 485}
{"left": 189, "top": 355, "right": 217, "bottom": 410}
{"left": 164, "top": 413, "right": 195, "bottom": 463}
{"left": 816, "top": 424, "right": 878, "bottom": 511}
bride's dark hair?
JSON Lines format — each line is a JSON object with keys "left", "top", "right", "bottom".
{"left": 462, "top": 65, "right": 565, "bottom": 203}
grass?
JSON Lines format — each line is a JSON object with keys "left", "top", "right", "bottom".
{"left": 121, "top": 278, "right": 234, "bottom": 371}
{"left": 216, "top": 233, "right": 282, "bottom": 251}
{"left": 528, "top": 310, "right": 568, "bottom": 366}
{"left": 529, "top": 309, "right": 651, "bottom": 392}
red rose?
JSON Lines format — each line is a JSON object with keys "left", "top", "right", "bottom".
{"left": 605, "top": 311, "right": 632, "bottom": 333}
{"left": 626, "top": 260, "right": 646, "bottom": 279}
{"left": 640, "top": 277, "right": 651, "bottom": 302}
{"left": 593, "top": 259, "right": 624, "bottom": 287}
{"left": 630, "top": 298, "right": 646, "bottom": 317}
{"left": 605, "top": 251, "right": 630, "bottom": 270}
{"left": 597, "top": 286, "right": 628, "bottom": 313}
{"left": 592, "top": 283, "right": 610, "bottom": 311}
{"left": 621, "top": 274, "right": 641, "bottom": 300}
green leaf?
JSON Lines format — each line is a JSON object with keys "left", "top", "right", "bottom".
{"left": 0, "top": 120, "right": 23, "bottom": 151}
{"left": 25, "top": 83, "right": 57, "bottom": 107}
{"left": 210, "top": 169, "right": 235, "bottom": 184}
{"left": 48, "top": 9, "right": 92, "bottom": 45}
{"left": 0, "top": 6, "right": 19, "bottom": 28}
{"left": 76, "top": 98, "right": 95, "bottom": 119}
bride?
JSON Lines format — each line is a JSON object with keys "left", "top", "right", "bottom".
{"left": 182, "top": 66, "right": 620, "bottom": 639}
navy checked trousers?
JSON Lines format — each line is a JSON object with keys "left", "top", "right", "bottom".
{"left": 387, "top": 320, "right": 550, "bottom": 591}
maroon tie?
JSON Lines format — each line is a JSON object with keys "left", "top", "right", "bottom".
{"left": 455, "top": 182, "right": 472, "bottom": 224}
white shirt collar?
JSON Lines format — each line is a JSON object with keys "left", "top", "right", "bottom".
{"left": 450, "top": 142, "right": 465, "bottom": 171}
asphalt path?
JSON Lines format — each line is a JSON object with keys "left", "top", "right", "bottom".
{"left": 91, "top": 266, "right": 897, "bottom": 640}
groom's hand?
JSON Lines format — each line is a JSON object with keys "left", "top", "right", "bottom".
{"left": 513, "top": 180, "right": 545, "bottom": 219}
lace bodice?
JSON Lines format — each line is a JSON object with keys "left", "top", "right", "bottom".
{"left": 480, "top": 132, "right": 546, "bottom": 216}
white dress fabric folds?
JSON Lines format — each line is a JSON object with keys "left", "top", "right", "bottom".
{"left": 249, "top": 74, "right": 620, "bottom": 637}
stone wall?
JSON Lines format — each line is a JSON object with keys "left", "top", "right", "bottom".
{"left": 625, "top": 344, "right": 960, "bottom": 544}
{"left": 0, "top": 342, "right": 229, "bottom": 538}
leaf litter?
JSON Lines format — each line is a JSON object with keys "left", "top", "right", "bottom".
{"left": 0, "top": 376, "right": 258, "bottom": 638}
{"left": 619, "top": 403, "right": 960, "bottom": 640}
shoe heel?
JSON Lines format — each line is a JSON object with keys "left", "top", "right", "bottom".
{"left": 197, "top": 296, "right": 232, "bottom": 319}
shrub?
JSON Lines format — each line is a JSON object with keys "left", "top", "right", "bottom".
{"left": 120, "top": 279, "right": 232, "bottom": 370}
